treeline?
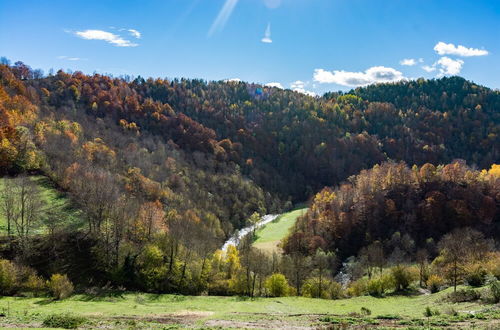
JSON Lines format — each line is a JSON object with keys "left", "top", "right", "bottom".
{"left": 284, "top": 161, "right": 499, "bottom": 262}
{"left": 3, "top": 59, "right": 499, "bottom": 202}
{"left": 2, "top": 226, "right": 499, "bottom": 302}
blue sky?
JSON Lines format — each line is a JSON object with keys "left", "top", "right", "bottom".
{"left": 1, "top": 0, "right": 499, "bottom": 95}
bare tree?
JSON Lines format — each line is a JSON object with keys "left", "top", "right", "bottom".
{"left": 2, "top": 176, "right": 44, "bottom": 255}
{"left": 438, "top": 228, "right": 492, "bottom": 292}
{"left": 0, "top": 178, "right": 16, "bottom": 238}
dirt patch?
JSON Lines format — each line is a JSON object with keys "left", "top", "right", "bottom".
{"left": 110, "top": 311, "right": 212, "bottom": 325}
{"left": 205, "top": 319, "right": 313, "bottom": 329}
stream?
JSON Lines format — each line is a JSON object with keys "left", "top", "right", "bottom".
{"left": 221, "top": 214, "right": 279, "bottom": 252}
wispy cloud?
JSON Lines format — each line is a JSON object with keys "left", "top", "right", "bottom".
{"left": 263, "top": 0, "right": 282, "bottom": 9}
{"left": 73, "top": 29, "right": 138, "bottom": 47}
{"left": 434, "top": 41, "right": 488, "bottom": 57}
{"left": 422, "top": 65, "right": 436, "bottom": 73}
{"left": 314, "top": 66, "right": 405, "bottom": 87}
{"left": 224, "top": 78, "right": 242, "bottom": 83}
{"left": 400, "top": 58, "right": 417, "bottom": 66}
{"left": 57, "top": 55, "right": 86, "bottom": 61}
{"left": 208, "top": 0, "right": 239, "bottom": 36}
{"left": 261, "top": 23, "right": 272, "bottom": 43}
{"left": 127, "top": 29, "right": 141, "bottom": 39}
{"left": 400, "top": 58, "right": 423, "bottom": 66}
{"left": 265, "top": 82, "right": 283, "bottom": 89}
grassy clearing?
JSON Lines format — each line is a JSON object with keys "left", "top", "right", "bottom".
{"left": 0, "top": 286, "right": 497, "bottom": 329}
{"left": 253, "top": 207, "right": 308, "bottom": 253}
{"left": 0, "top": 176, "right": 84, "bottom": 235}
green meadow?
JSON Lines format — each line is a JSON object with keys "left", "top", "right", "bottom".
{"left": 0, "top": 286, "right": 497, "bottom": 329}
{"left": 253, "top": 207, "right": 307, "bottom": 253}
{"left": 0, "top": 176, "right": 84, "bottom": 235}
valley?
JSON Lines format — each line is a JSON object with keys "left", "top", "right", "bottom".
{"left": 0, "top": 60, "right": 499, "bottom": 329}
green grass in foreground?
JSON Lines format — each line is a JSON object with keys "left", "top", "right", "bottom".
{"left": 0, "top": 176, "right": 84, "bottom": 235}
{"left": 0, "top": 286, "right": 497, "bottom": 329}
{"left": 253, "top": 207, "right": 308, "bottom": 253}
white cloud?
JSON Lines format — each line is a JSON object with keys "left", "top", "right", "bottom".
{"left": 290, "top": 80, "right": 316, "bottom": 96}
{"left": 209, "top": 0, "right": 239, "bottom": 36}
{"left": 261, "top": 23, "right": 272, "bottom": 43}
{"left": 313, "top": 66, "right": 405, "bottom": 87}
{"left": 434, "top": 41, "right": 488, "bottom": 57}
{"left": 58, "top": 55, "right": 85, "bottom": 61}
{"left": 74, "top": 29, "right": 138, "bottom": 47}
{"left": 224, "top": 78, "right": 241, "bottom": 83}
{"left": 400, "top": 58, "right": 417, "bottom": 66}
{"left": 421, "top": 65, "right": 436, "bottom": 73}
{"left": 128, "top": 29, "right": 141, "bottom": 39}
{"left": 421, "top": 57, "right": 464, "bottom": 76}
{"left": 291, "top": 80, "right": 305, "bottom": 89}
{"left": 265, "top": 82, "right": 283, "bottom": 89}
{"left": 436, "top": 56, "right": 464, "bottom": 75}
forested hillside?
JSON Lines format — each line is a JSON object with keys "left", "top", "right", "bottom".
{"left": 0, "top": 60, "right": 499, "bottom": 296}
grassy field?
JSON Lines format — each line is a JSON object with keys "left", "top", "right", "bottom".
{"left": 0, "top": 286, "right": 498, "bottom": 329}
{"left": 0, "top": 176, "right": 84, "bottom": 235}
{"left": 253, "top": 207, "right": 308, "bottom": 253}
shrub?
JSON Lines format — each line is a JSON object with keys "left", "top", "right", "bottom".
{"left": 427, "top": 274, "right": 445, "bottom": 293}
{"left": 390, "top": 265, "right": 416, "bottom": 292}
{"left": 48, "top": 274, "right": 74, "bottom": 300}
{"left": 301, "top": 277, "right": 341, "bottom": 299}
{"left": 447, "top": 288, "right": 480, "bottom": 303}
{"left": 138, "top": 244, "right": 168, "bottom": 291}
{"left": 464, "top": 264, "right": 487, "bottom": 287}
{"left": 366, "top": 274, "right": 393, "bottom": 297}
{"left": 367, "top": 278, "right": 385, "bottom": 297}
{"left": 483, "top": 252, "right": 500, "bottom": 279}
{"left": 0, "top": 259, "right": 18, "bottom": 295}
{"left": 489, "top": 280, "right": 500, "bottom": 303}
{"left": 264, "top": 273, "right": 289, "bottom": 297}
{"left": 346, "top": 278, "right": 368, "bottom": 297}
{"left": 424, "top": 306, "right": 439, "bottom": 317}
{"left": 360, "top": 307, "right": 371, "bottom": 316}
{"left": 42, "top": 313, "right": 86, "bottom": 329}
{"left": 328, "top": 281, "right": 343, "bottom": 299}
{"left": 22, "top": 274, "right": 46, "bottom": 296}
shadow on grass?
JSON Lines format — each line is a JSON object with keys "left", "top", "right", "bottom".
{"left": 385, "top": 289, "right": 421, "bottom": 297}
{"left": 34, "top": 298, "right": 57, "bottom": 305}
{"left": 76, "top": 291, "right": 126, "bottom": 302}
{"left": 146, "top": 294, "right": 189, "bottom": 303}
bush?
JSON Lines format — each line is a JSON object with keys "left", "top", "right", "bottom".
{"left": 489, "top": 280, "right": 500, "bottom": 303}
{"left": 42, "top": 313, "right": 86, "bottom": 329}
{"left": 48, "top": 274, "right": 74, "bottom": 300}
{"left": 423, "top": 306, "right": 439, "bottom": 317}
{"left": 464, "top": 264, "right": 487, "bottom": 287}
{"left": 328, "top": 280, "right": 343, "bottom": 299}
{"left": 346, "top": 278, "right": 368, "bottom": 297}
{"left": 390, "top": 265, "right": 416, "bottom": 292}
{"left": 447, "top": 288, "right": 480, "bottom": 303}
{"left": 0, "top": 259, "right": 18, "bottom": 295}
{"left": 360, "top": 307, "right": 371, "bottom": 316}
{"left": 301, "top": 277, "right": 342, "bottom": 299}
{"left": 366, "top": 274, "right": 393, "bottom": 297}
{"left": 427, "top": 274, "right": 445, "bottom": 293}
{"left": 483, "top": 252, "right": 500, "bottom": 279}
{"left": 367, "top": 278, "right": 385, "bottom": 297}
{"left": 264, "top": 273, "right": 289, "bottom": 297}
{"left": 22, "top": 274, "right": 46, "bottom": 296}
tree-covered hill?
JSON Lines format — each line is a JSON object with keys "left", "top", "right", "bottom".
{"left": 0, "top": 60, "right": 499, "bottom": 293}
